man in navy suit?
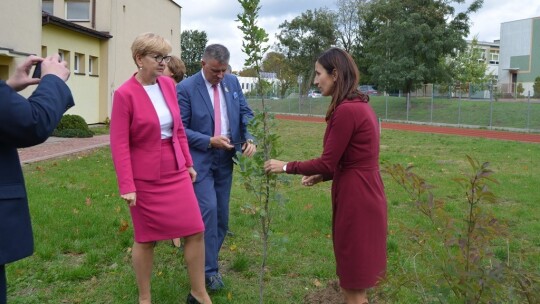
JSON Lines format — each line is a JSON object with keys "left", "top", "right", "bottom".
{"left": 177, "top": 44, "right": 256, "bottom": 291}
{"left": 0, "top": 54, "right": 73, "bottom": 303}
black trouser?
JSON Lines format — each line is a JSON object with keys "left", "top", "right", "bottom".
{"left": 0, "top": 264, "right": 6, "bottom": 304}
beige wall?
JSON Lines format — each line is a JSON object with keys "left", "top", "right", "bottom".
{"left": 0, "top": 0, "right": 42, "bottom": 93}
{"left": 1, "top": 0, "right": 181, "bottom": 123}
{"left": 42, "top": 25, "right": 103, "bottom": 124}
{"left": 0, "top": 1, "right": 42, "bottom": 57}
{"left": 95, "top": 0, "right": 181, "bottom": 118}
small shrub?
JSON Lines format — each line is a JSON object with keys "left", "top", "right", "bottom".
{"left": 104, "top": 116, "right": 111, "bottom": 129}
{"left": 517, "top": 83, "right": 525, "bottom": 97}
{"left": 378, "top": 156, "right": 540, "bottom": 303}
{"left": 53, "top": 128, "right": 93, "bottom": 138}
{"left": 53, "top": 114, "right": 94, "bottom": 138}
{"left": 533, "top": 76, "right": 540, "bottom": 98}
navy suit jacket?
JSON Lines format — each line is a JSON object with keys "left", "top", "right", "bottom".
{"left": 177, "top": 72, "right": 253, "bottom": 181}
{"left": 0, "top": 75, "right": 73, "bottom": 265}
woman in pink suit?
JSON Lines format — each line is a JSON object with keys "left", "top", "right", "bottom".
{"left": 110, "top": 33, "right": 211, "bottom": 304}
{"left": 264, "top": 48, "right": 387, "bottom": 304}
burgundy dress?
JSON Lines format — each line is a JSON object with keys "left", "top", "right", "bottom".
{"left": 287, "top": 97, "right": 387, "bottom": 289}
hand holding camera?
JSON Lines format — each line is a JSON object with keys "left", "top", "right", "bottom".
{"left": 36, "top": 54, "right": 70, "bottom": 81}
{"left": 7, "top": 54, "right": 70, "bottom": 92}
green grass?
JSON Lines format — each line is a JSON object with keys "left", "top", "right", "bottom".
{"left": 7, "top": 119, "right": 540, "bottom": 303}
{"left": 248, "top": 96, "right": 540, "bottom": 131}
{"left": 88, "top": 125, "right": 110, "bottom": 135}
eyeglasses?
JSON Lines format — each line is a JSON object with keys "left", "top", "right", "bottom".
{"left": 152, "top": 55, "right": 171, "bottom": 63}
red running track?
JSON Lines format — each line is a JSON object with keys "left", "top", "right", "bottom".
{"left": 274, "top": 114, "right": 540, "bottom": 144}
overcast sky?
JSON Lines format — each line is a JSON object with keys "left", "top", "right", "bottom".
{"left": 175, "top": 0, "right": 540, "bottom": 71}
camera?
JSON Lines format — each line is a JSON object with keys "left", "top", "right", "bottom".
{"left": 31, "top": 62, "right": 42, "bottom": 79}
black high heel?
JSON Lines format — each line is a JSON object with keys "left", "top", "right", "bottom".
{"left": 186, "top": 293, "right": 201, "bottom": 304}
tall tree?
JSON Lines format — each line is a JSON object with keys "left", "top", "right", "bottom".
{"left": 335, "top": 0, "right": 371, "bottom": 82}
{"left": 361, "top": 0, "right": 483, "bottom": 93}
{"left": 451, "top": 36, "right": 490, "bottom": 86}
{"left": 238, "top": 66, "right": 258, "bottom": 77}
{"left": 335, "top": 0, "right": 366, "bottom": 52}
{"left": 276, "top": 8, "right": 337, "bottom": 95}
{"left": 180, "top": 30, "right": 208, "bottom": 76}
{"left": 262, "top": 51, "right": 296, "bottom": 98}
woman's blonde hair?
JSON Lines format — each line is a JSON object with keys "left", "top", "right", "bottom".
{"left": 131, "top": 32, "right": 172, "bottom": 67}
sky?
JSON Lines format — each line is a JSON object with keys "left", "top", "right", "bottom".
{"left": 175, "top": 0, "right": 540, "bottom": 72}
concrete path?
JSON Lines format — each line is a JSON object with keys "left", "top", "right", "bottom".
{"left": 18, "top": 134, "right": 110, "bottom": 164}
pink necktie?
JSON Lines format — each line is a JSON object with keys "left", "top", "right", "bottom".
{"left": 213, "top": 84, "right": 221, "bottom": 136}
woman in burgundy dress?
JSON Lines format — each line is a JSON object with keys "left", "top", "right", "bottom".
{"left": 110, "top": 33, "right": 211, "bottom": 304}
{"left": 265, "top": 48, "right": 387, "bottom": 304}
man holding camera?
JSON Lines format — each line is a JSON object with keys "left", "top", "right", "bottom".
{"left": 0, "top": 54, "right": 73, "bottom": 303}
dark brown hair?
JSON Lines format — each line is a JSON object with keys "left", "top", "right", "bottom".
{"left": 167, "top": 55, "right": 186, "bottom": 83}
{"left": 317, "top": 48, "right": 368, "bottom": 121}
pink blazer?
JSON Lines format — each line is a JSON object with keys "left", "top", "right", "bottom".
{"left": 110, "top": 75, "right": 193, "bottom": 194}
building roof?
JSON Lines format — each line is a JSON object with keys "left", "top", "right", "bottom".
{"left": 42, "top": 12, "right": 112, "bottom": 40}
{"left": 0, "top": 47, "right": 34, "bottom": 57}
{"left": 170, "top": 0, "right": 181, "bottom": 8}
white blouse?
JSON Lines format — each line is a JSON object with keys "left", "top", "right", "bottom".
{"left": 143, "top": 84, "right": 173, "bottom": 139}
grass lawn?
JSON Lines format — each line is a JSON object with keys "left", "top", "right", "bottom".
{"left": 7, "top": 119, "right": 540, "bottom": 303}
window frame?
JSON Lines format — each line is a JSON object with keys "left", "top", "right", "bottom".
{"left": 89, "top": 55, "right": 99, "bottom": 76}
{"left": 65, "top": 0, "right": 91, "bottom": 22}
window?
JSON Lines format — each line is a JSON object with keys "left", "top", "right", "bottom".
{"left": 66, "top": 0, "right": 90, "bottom": 21}
{"left": 489, "top": 51, "right": 499, "bottom": 63}
{"left": 74, "top": 54, "right": 79, "bottom": 73}
{"left": 0, "top": 65, "right": 8, "bottom": 81}
{"left": 89, "top": 56, "right": 99, "bottom": 76}
{"left": 42, "top": 0, "right": 54, "bottom": 14}
{"left": 74, "top": 53, "right": 85, "bottom": 74}
{"left": 58, "top": 49, "right": 70, "bottom": 69}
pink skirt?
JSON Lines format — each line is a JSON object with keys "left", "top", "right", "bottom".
{"left": 130, "top": 139, "right": 204, "bottom": 243}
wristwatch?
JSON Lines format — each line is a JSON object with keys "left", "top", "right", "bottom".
{"left": 282, "top": 163, "right": 287, "bottom": 172}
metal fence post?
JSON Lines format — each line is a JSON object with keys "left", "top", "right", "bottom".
{"left": 297, "top": 76, "right": 302, "bottom": 114}
{"left": 385, "top": 93, "right": 388, "bottom": 120}
{"left": 527, "top": 91, "right": 531, "bottom": 131}
{"left": 288, "top": 89, "right": 292, "bottom": 113}
{"left": 458, "top": 85, "right": 462, "bottom": 126}
{"left": 406, "top": 92, "right": 410, "bottom": 121}
{"left": 430, "top": 84, "right": 434, "bottom": 123}
{"left": 489, "top": 95, "right": 493, "bottom": 130}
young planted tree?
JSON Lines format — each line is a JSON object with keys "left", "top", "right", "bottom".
{"left": 236, "top": 0, "right": 285, "bottom": 302}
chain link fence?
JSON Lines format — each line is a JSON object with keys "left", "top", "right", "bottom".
{"left": 247, "top": 83, "right": 540, "bottom": 133}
